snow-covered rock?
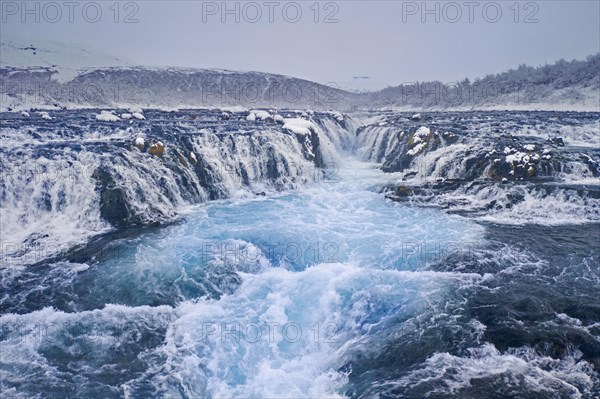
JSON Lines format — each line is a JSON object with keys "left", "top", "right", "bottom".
{"left": 282, "top": 118, "right": 316, "bottom": 135}
{"left": 149, "top": 141, "right": 165, "bottom": 157}
{"left": 134, "top": 137, "right": 145, "bottom": 150}
{"left": 408, "top": 142, "right": 427, "bottom": 156}
{"left": 96, "top": 111, "right": 120, "bottom": 122}
{"left": 329, "top": 111, "right": 344, "bottom": 122}
{"left": 250, "top": 110, "right": 272, "bottom": 121}
{"left": 121, "top": 113, "right": 133, "bottom": 119}
{"left": 412, "top": 126, "right": 431, "bottom": 143}
{"left": 132, "top": 112, "right": 145, "bottom": 120}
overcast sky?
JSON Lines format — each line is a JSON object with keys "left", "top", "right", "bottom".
{"left": 2, "top": 0, "right": 599, "bottom": 90}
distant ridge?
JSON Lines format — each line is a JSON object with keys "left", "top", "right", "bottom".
{"left": 1, "top": 37, "right": 598, "bottom": 111}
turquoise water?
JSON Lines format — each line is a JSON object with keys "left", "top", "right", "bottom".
{"left": 1, "top": 159, "right": 487, "bottom": 398}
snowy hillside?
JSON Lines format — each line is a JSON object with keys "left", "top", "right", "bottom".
{"left": 1, "top": 37, "right": 598, "bottom": 111}
{"left": 0, "top": 36, "right": 132, "bottom": 82}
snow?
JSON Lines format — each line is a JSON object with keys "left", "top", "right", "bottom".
{"left": 329, "top": 111, "right": 344, "bottom": 121}
{"left": 190, "top": 152, "right": 197, "bottom": 163}
{"left": 274, "top": 114, "right": 285, "bottom": 123}
{"left": 135, "top": 137, "right": 145, "bottom": 147}
{"left": 1, "top": 36, "right": 132, "bottom": 83}
{"left": 413, "top": 126, "right": 431, "bottom": 143}
{"left": 523, "top": 144, "right": 536, "bottom": 151}
{"left": 38, "top": 111, "right": 52, "bottom": 120}
{"left": 543, "top": 149, "right": 551, "bottom": 154}
{"left": 121, "top": 113, "right": 133, "bottom": 119}
{"left": 250, "top": 110, "right": 272, "bottom": 120}
{"left": 128, "top": 107, "right": 144, "bottom": 114}
{"left": 21, "top": 111, "right": 29, "bottom": 117}
{"left": 411, "top": 113, "right": 421, "bottom": 119}
{"left": 408, "top": 142, "right": 427, "bottom": 156}
{"left": 96, "top": 111, "right": 120, "bottom": 122}
{"left": 132, "top": 112, "right": 145, "bottom": 120}
{"left": 282, "top": 118, "right": 316, "bottom": 135}
{"left": 246, "top": 112, "right": 257, "bottom": 122}
{"left": 505, "top": 152, "right": 529, "bottom": 164}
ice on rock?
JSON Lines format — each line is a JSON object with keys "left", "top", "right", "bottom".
{"left": 21, "top": 111, "right": 29, "bottom": 117}
{"left": 128, "top": 107, "right": 143, "bottom": 114}
{"left": 121, "top": 113, "right": 133, "bottom": 119}
{"left": 246, "top": 112, "right": 256, "bottom": 122}
{"left": 523, "top": 144, "right": 536, "bottom": 151}
{"left": 274, "top": 114, "right": 284, "bottom": 123}
{"left": 132, "top": 112, "right": 146, "bottom": 120}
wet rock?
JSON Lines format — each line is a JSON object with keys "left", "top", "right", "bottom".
{"left": 92, "top": 167, "right": 131, "bottom": 227}
{"left": 149, "top": 141, "right": 165, "bottom": 157}
{"left": 395, "top": 185, "right": 413, "bottom": 197}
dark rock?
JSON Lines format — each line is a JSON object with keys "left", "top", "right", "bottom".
{"left": 395, "top": 185, "right": 413, "bottom": 197}
{"left": 92, "top": 167, "right": 131, "bottom": 227}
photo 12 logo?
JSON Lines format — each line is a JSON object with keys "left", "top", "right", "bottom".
{"left": 401, "top": 1, "right": 540, "bottom": 23}
{"left": 201, "top": 1, "right": 340, "bottom": 23}
{"left": 1, "top": 1, "right": 140, "bottom": 24}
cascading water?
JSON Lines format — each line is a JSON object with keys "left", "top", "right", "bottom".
{"left": 1, "top": 109, "right": 598, "bottom": 398}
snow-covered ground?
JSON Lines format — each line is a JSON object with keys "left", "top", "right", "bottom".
{"left": 2, "top": 37, "right": 598, "bottom": 112}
